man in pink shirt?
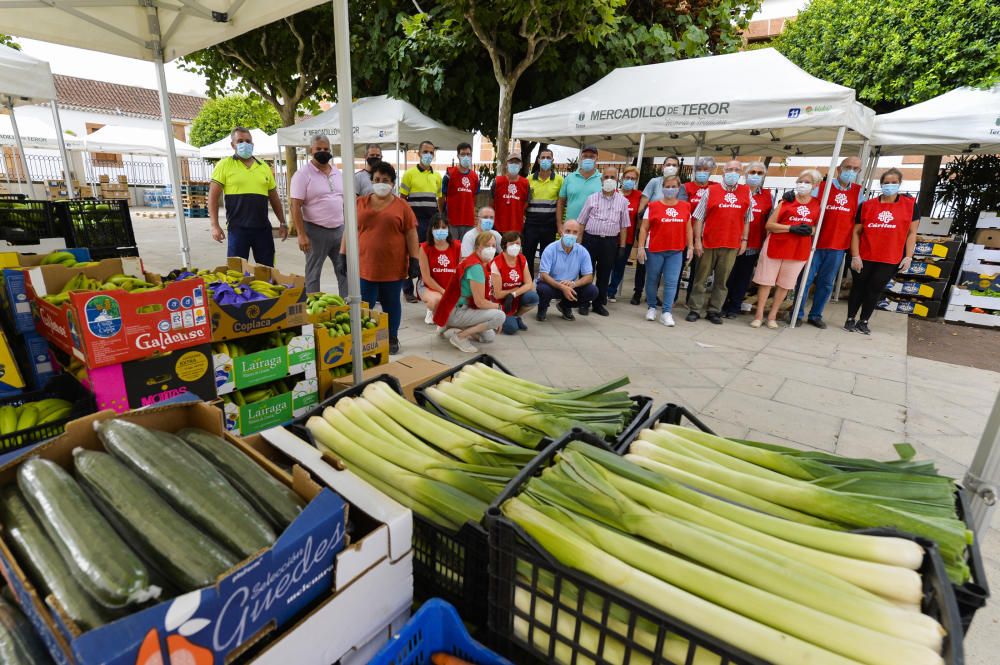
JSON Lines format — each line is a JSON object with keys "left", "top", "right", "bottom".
{"left": 290, "top": 134, "right": 348, "bottom": 295}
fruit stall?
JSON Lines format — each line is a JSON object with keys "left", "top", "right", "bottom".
{"left": 0, "top": 249, "right": 988, "bottom": 665}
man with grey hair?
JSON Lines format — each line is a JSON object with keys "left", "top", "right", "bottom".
{"left": 354, "top": 143, "right": 382, "bottom": 197}
{"left": 290, "top": 134, "right": 348, "bottom": 295}
{"left": 723, "top": 161, "right": 774, "bottom": 317}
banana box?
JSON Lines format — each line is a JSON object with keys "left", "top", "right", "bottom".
{"left": 913, "top": 239, "right": 962, "bottom": 260}
{"left": 25, "top": 258, "right": 212, "bottom": 369}
{"left": 0, "top": 248, "right": 92, "bottom": 333}
{"left": 884, "top": 278, "right": 948, "bottom": 301}
{"left": 12, "top": 332, "right": 57, "bottom": 390}
{"left": 900, "top": 258, "right": 956, "bottom": 281}
{"left": 0, "top": 328, "right": 26, "bottom": 397}
{"left": 212, "top": 325, "right": 316, "bottom": 395}
{"left": 207, "top": 257, "right": 307, "bottom": 341}
{"left": 877, "top": 296, "right": 941, "bottom": 318}
{"left": 221, "top": 374, "right": 319, "bottom": 436}
{"left": 313, "top": 305, "right": 390, "bottom": 399}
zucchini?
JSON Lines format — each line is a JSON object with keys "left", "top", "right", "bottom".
{"left": 177, "top": 428, "right": 304, "bottom": 529}
{"left": 0, "top": 594, "right": 52, "bottom": 664}
{"left": 73, "top": 449, "right": 239, "bottom": 591}
{"left": 97, "top": 420, "right": 275, "bottom": 558}
{"left": 16, "top": 459, "right": 155, "bottom": 609}
{"left": 0, "top": 486, "right": 110, "bottom": 631}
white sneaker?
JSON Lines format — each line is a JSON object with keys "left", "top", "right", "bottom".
{"left": 448, "top": 333, "right": 478, "bottom": 353}
{"left": 661, "top": 312, "right": 675, "bottom": 327}
{"left": 477, "top": 329, "right": 496, "bottom": 343}
{"left": 424, "top": 309, "right": 434, "bottom": 324}
{"left": 645, "top": 307, "right": 657, "bottom": 321}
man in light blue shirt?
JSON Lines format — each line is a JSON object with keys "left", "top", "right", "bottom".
{"left": 536, "top": 220, "right": 597, "bottom": 321}
{"left": 557, "top": 145, "right": 602, "bottom": 222}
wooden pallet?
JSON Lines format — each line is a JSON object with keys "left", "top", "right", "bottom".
{"left": 135, "top": 210, "right": 177, "bottom": 219}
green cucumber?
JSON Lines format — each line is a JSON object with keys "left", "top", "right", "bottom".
{"left": 177, "top": 428, "right": 304, "bottom": 529}
{"left": 0, "top": 594, "right": 52, "bottom": 664}
{"left": 73, "top": 449, "right": 239, "bottom": 591}
{"left": 0, "top": 486, "right": 110, "bottom": 631}
{"left": 97, "top": 420, "right": 275, "bottom": 558}
{"left": 16, "top": 459, "right": 155, "bottom": 609}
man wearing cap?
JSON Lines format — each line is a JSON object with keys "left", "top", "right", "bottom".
{"left": 491, "top": 153, "right": 529, "bottom": 233}
{"left": 558, "top": 145, "right": 602, "bottom": 223}
{"left": 575, "top": 166, "right": 631, "bottom": 316}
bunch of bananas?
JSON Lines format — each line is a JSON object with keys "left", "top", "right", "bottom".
{"left": 41, "top": 273, "right": 161, "bottom": 305}
{"left": 0, "top": 398, "right": 72, "bottom": 436}
{"left": 219, "top": 378, "right": 291, "bottom": 407}
{"left": 315, "top": 311, "right": 379, "bottom": 338}
{"left": 212, "top": 330, "right": 296, "bottom": 358}
{"left": 306, "top": 292, "right": 346, "bottom": 315}
{"left": 39, "top": 251, "right": 96, "bottom": 268}
{"left": 328, "top": 355, "right": 383, "bottom": 379}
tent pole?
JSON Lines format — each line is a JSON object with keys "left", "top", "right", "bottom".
{"left": 965, "top": 391, "right": 1000, "bottom": 532}
{"left": 790, "top": 125, "right": 845, "bottom": 328}
{"left": 153, "top": 55, "right": 191, "bottom": 267}
{"left": 830, "top": 139, "right": 871, "bottom": 303}
{"left": 5, "top": 100, "right": 35, "bottom": 198}
{"left": 49, "top": 102, "right": 76, "bottom": 198}
{"left": 636, "top": 133, "right": 646, "bottom": 167}
{"left": 861, "top": 146, "right": 881, "bottom": 200}
{"left": 395, "top": 139, "right": 400, "bottom": 182}
{"left": 332, "top": 0, "right": 365, "bottom": 383}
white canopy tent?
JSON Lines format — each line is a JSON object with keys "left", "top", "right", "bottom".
{"left": 0, "top": 114, "right": 81, "bottom": 150}
{"left": 199, "top": 128, "right": 280, "bottom": 159}
{"left": 872, "top": 85, "right": 1000, "bottom": 156}
{"left": 0, "top": 43, "right": 76, "bottom": 197}
{"left": 83, "top": 125, "right": 200, "bottom": 157}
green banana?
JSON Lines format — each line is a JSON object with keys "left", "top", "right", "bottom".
{"left": 14, "top": 405, "right": 38, "bottom": 431}
{"left": 0, "top": 406, "right": 16, "bottom": 435}
{"left": 37, "top": 406, "right": 71, "bottom": 424}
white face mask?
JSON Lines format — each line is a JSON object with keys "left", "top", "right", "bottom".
{"left": 794, "top": 182, "right": 813, "bottom": 196}
{"left": 479, "top": 246, "right": 496, "bottom": 262}
{"left": 602, "top": 179, "right": 617, "bottom": 193}
{"left": 506, "top": 244, "right": 521, "bottom": 257}
{"left": 662, "top": 166, "right": 679, "bottom": 177}
{"left": 372, "top": 182, "right": 393, "bottom": 197}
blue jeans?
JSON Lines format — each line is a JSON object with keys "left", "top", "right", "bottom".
{"left": 645, "top": 250, "right": 684, "bottom": 312}
{"left": 608, "top": 242, "right": 633, "bottom": 297}
{"left": 797, "top": 248, "right": 845, "bottom": 321}
{"left": 360, "top": 278, "right": 404, "bottom": 339}
{"left": 227, "top": 226, "right": 275, "bottom": 266}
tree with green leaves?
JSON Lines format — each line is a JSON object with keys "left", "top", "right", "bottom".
{"left": 0, "top": 35, "right": 19, "bottom": 49}
{"left": 188, "top": 95, "right": 281, "bottom": 147}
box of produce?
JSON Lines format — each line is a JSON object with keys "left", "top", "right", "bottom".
{"left": 877, "top": 296, "right": 942, "bottom": 318}
{"left": 0, "top": 401, "right": 347, "bottom": 665}
{"left": 0, "top": 249, "right": 93, "bottom": 334}
{"left": 52, "top": 199, "right": 136, "bottom": 253}
{"left": 311, "top": 299, "right": 389, "bottom": 399}
{"left": 13, "top": 331, "right": 58, "bottom": 390}
{"left": 944, "top": 286, "right": 1000, "bottom": 328}
{"left": 413, "top": 354, "right": 653, "bottom": 451}
{"left": 900, "top": 257, "right": 956, "bottom": 281}
{"left": 0, "top": 328, "right": 26, "bottom": 397}
{"left": 973, "top": 228, "right": 1000, "bottom": 250}
{"left": 0, "top": 199, "right": 60, "bottom": 246}
{"left": 0, "top": 375, "right": 93, "bottom": 453}
{"left": 488, "top": 427, "right": 965, "bottom": 665}
{"left": 212, "top": 326, "right": 315, "bottom": 396}
{"left": 26, "top": 258, "right": 211, "bottom": 369}
{"left": 884, "top": 278, "right": 949, "bottom": 301}
{"left": 333, "top": 356, "right": 450, "bottom": 401}
{"left": 220, "top": 374, "right": 318, "bottom": 436}
{"left": 958, "top": 270, "right": 1000, "bottom": 294}
{"left": 913, "top": 238, "right": 962, "bottom": 260}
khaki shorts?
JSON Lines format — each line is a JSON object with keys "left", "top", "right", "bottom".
{"left": 754, "top": 250, "right": 806, "bottom": 290}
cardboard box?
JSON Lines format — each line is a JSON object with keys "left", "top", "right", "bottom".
{"left": 209, "top": 258, "right": 307, "bottom": 341}
{"left": 917, "top": 216, "right": 953, "bottom": 236}
{"left": 221, "top": 374, "right": 319, "bottom": 436}
{"left": 0, "top": 248, "right": 92, "bottom": 334}
{"left": 977, "top": 211, "right": 999, "bottom": 230}
{"left": 13, "top": 331, "right": 57, "bottom": 390}
{"left": 884, "top": 278, "right": 948, "bottom": 301}
{"left": 333, "top": 355, "right": 449, "bottom": 401}
{"left": 213, "top": 325, "right": 316, "bottom": 395}
{"left": 913, "top": 238, "right": 962, "bottom": 260}
{"left": 974, "top": 229, "right": 1000, "bottom": 250}
{"left": 314, "top": 306, "right": 389, "bottom": 399}
{"left": 958, "top": 270, "right": 1000, "bottom": 293}
{"left": 0, "top": 328, "right": 26, "bottom": 397}
{"left": 26, "top": 258, "right": 212, "bottom": 369}
{"left": 0, "top": 401, "right": 348, "bottom": 665}
{"left": 944, "top": 286, "right": 1000, "bottom": 327}
{"left": 900, "top": 258, "right": 955, "bottom": 281}
{"left": 877, "top": 295, "right": 941, "bottom": 318}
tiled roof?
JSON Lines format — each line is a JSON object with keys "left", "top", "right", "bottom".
{"left": 53, "top": 74, "right": 207, "bottom": 122}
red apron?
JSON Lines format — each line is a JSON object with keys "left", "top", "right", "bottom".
{"left": 859, "top": 195, "right": 916, "bottom": 264}
{"left": 816, "top": 182, "right": 862, "bottom": 250}
{"left": 765, "top": 198, "right": 822, "bottom": 261}
{"left": 491, "top": 253, "right": 529, "bottom": 314}
{"left": 746, "top": 190, "right": 774, "bottom": 251}
{"left": 445, "top": 166, "right": 479, "bottom": 228}
{"left": 701, "top": 184, "right": 751, "bottom": 250}
{"left": 421, "top": 240, "right": 461, "bottom": 291}
{"left": 493, "top": 175, "right": 529, "bottom": 232}
{"left": 433, "top": 254, "right": 484, "bottom": 327}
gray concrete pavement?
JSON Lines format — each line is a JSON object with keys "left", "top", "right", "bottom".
{"left": 135, "top": 213, "right": 999, "bottom": 661}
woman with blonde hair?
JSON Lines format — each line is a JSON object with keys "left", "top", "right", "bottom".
{"left": 433, "top": 231, "right": 507, "bottom": 353}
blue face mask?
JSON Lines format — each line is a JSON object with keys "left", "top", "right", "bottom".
{"left": 420, "top": 152, "right": 434, "bottom": 166}
{"left": 663, "top": 187, "right": 680, "bottom": 199}
{"left": 480, "top": 218, "right": 494, "bottom": 231}
{"left": 432, "top": 229, "right": 450, "bottom": 242}
{"left": 507, "top": 163, "right": 521, "bottom": 176}
{"left": 881, "top": 183, "right": 900, "bottom": 197}
{"left": 235, "top": 142, "right": 254, "bottom": 159}
{"left": 622, "top": 179, "right": 636, "bottom": 190}
{"left": 812, "top": 187, "right": 820, "bottom": 197}
{"left": 459, "top": 155, "right": 472, "bottom": 169}
{"left": 580, "top": 158, "right": 596, "bottom": 172}
{"left": 723, "top": 172, "right": 740, "bottom": 187}
{"left": 747, "top": 174, "right": 764, "bottom": 188}
{"left": 561, "top": 233, "right": 577, "bottom": 247}
{"left": 694, "top": 171, "right": 710, "bottom": 184}
{"left": 839, "top": 169, "right": 857, "bottom": 185}
{"left": 539, "top": 158, "right": 553, "bottom": 171}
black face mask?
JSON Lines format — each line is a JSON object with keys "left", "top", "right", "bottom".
{"left": 313, "top": 151, "right": 333, "bottom": 165}
{"left": 366, "top": 156, "right": 381, "bottom": 168}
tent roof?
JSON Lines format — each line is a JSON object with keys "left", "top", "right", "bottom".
{"left": 83, "top": 124, "right": 199, "bottom": 157}
{"left": 512, "top": 48, "right": 874, "bottom": 157}
{"left": 871, "top": 85, "right": 1000, "bottom": 155}
{"left": 199, "top": 128, "right": 279, "bottom": 159}
{"left": 0, "top": 113, "right": 80, "bottom": 149}
{"left": 0, "top": 0, "right": 327, "bottom": 62}
{"left": 0, "top": 43, "right": 56, "bottom": 105}
{"left": 277, "top": 95, "right": 472, "bottom": 150}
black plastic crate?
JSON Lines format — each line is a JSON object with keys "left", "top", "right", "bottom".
{"left": 486, "top": 431, "right": 965, "bottom": 665}
{"left": 632, "top": 401, "right": 989, "bottom": 634}
{"left": 0, "top": 193, "right": 27, "bottom": 201}
{"left": 0, "top": 199, "right": 59, "bottom": 245}
{"left": 54, "top": 199, "right": 136, "bottom": 250}
{"left": 86, "top": 245, "right": 140, "bottom": 261}
{"left": 0, "top": 374, "right": 95, "bottom": 452}
{"left": 413, "top": 353, "right": 653, "bottom": 451}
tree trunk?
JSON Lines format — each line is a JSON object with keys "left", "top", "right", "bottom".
{"left": 917, "top": 155, "right": 942, "bottom": 217}
{"left": 278, "top": 105, "right": 298, "bottom": 234}
{"left": 495, "top": 79, "right": 516, "bottom": 166}
{"left": 519, "top": 139, "right": 536, "bottom": 176}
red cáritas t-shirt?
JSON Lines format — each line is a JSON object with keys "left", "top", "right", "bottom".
{"left": 858, "top": 195, "right": 916, "bottom": 264}
{"left": 700, "top": 184, "right": 751, "bottom": 250}
{"left": 646, "top": 200, "right": 691, "bottom": 252}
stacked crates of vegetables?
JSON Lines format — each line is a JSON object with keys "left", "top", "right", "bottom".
{"left": 489, "top": 432, "right": 964, "bottom": 665}
{"left": 309, "top": 295, "right": 389, "bottom": 398}
{"left": 0, "top": 376, "right": 94, "bottom": 452}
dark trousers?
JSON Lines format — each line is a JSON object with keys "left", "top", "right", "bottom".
{"left": 632, "top": 261, "right": 646, "bottom": 297}
{"left": 227, "top": 226, "right": 275, "bottom": 267}
{"left": 847, "top": 261, "right": 897, "bottom": 322}
{"left": 537, "top": 282, "right": 598, "bottom": 311}
{"left": 523, "top": 219, "right": 557, "bottom": 275}
{"left": 360, "top": 278, "right": 404, "bottom": 339}
{"left": 723, "top": 252, "right": 760, "bottom": 315}
{"left": 582, "top": 232, "right": 619, "bottom": 307}
{"left": 404, "top": 215, "right": 434, "bottom": 296}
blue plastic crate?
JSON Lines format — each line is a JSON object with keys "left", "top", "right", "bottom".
{"left": 369, "top": 599, "right": 511, "bottom": 665}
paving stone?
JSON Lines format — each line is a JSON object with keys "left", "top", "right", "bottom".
{"left": 829, "top": 350, "right": 908, "bottom": 382}
{"left": 727, "top": 370, "right": 785, "bottom": 399}
{"left": 746, "top": 354, "right": 857, "bottom": 392}
{"left": 853, "top": 375, "right": 907, "bottom": 405}
{"left": 774, "top": 379, "right": 904, "bottom": 432}
{"left": 702, "top": 390, "right": 842, "bottom": 450}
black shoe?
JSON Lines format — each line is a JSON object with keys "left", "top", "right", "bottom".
{"left": 630, "top": 293, "right": 641, "bottom": 306}
{"left": 808, "top": 317, "right": 827, "bottom": 330}
{"left": 592, "top": 304, "right": 610, "bottom": 317}
{"left": 722, "top": 310, "right": 738, "bottom": 319}
{"left": 844, "top": 318, "right": 856, "bottom": 332}
{"left": 558, "top": 302, "right": 575, "bottom": 321}
{"left": 517, "top": 316, "right": 528, "bottom": 331}
{"left": 685, "top": 311, "right": 700, "bottom": 322}
{"left": 536, "top": 309, "right": 547, "bottom": 322}
{"left": 856, "top": 320, "right": 871, "bottom": 335}
{"left": 578, "top": 305, "right": 590, "bottom": 316}
{"left": 404, "top": 293, "right": 420, "bottom": 304}
{"left": 706, "top": 312, "right": 723, "bottom": 325}
{"left": 389, "top": 337, "right": 400, "bottom": 354}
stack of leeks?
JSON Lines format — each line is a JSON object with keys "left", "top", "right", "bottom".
{"left": 305, "top": 381, "right": 540, "bottom": 531}
{"left": 624, "top": 424, "right": 972, "bottom": 585}
{"left": 502, "top": 441, "right": 952, "bottom": 665}
{"left": 422, "top": 362, "right": 636, "bottom": 447}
